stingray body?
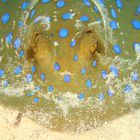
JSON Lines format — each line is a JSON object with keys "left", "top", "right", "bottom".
{"left": 0, "top": 0, "right": 140, "bottom": 132}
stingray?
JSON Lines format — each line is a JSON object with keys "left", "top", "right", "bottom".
{"left": 0, "top": 0, "right": 140, "bottom": 132}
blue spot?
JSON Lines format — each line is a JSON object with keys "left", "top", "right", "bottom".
{"left": 80, "top": 15, "right": 90, "bottom": 22}
{"left": 56, "top": 0, "right": 65, "bottom": 8}
{"left": 133, "top": 42, "right": 140, "bottom": 53}
{"left": 101, "top": 70, "right": 108, "bottom": 79}
{"left": 27, "top": 92, "right": 33, "bottom": 96}
{"left": 31, "top": 65, "right": 36, "bottom": 73}
{"left": 19, "top": 50, "right": 24, "bottom": 58}
{"left": 59, "top": 28, "right": 69, "bottom": 38}
{"left": 18, "top": 21, "right": 24, "bottom": 27}
{"left": 92, "top": 60, "right": 97, "bottom": 67}
{"left": 14, "top": 38, "right": 21, "bottom": 49}
{"left": 26, "top": 73, "right": 33, "bottom": 83}
{"left": 62, "top": 12, "right": 74, "bottom": 20}
{"left": 93, "top": 6, "right": 99, "bottom": 13}
{"left": 2, "top": 0, "right": 7, "bottom": 2}
{"left": 136, "top": 6, "right": 140, "bottom": 15}
{"left": 54, "top": 63, "right": 61, "bottom": 71}
{"left": 3, "top": 80, "right": 9, "bottom": 87}
{"left": 85, "top": 79, "right": 92, "bottom": 88}
{"left": 6, "top": 32, "right": 12, "bottom": 44}
{"left": 131, "top": 72, "right": 139, "bottom": 81}
{"left": 131, "top": 20, "right": 140, "bottom": 30}
{"left": 41, "top": 0, "right": 50, "bottom": 4}
{"left": 14, "top": 66, "right": 22, "bottom": 75}
{"left": 46, "top": 16, "right": 52, "bottom": 22}
{"left": 116, "top": 0, "right": 123, "bottom": 9}
{"left": 40, "top": 73, "right": 45, "bottom": 81}
{"left": 30, "top": 9, "right": 36, "bottom": 19}
{"left": 0, "top": 69, "right": 5, "bottom": 77}
{"left": 35, "top": 86, "right": 41, "bottom": 91}
{"left": 73, "top": 54, "right": 78, "bottom": 62}
{"left": 1, "top": 13, "right": 10, "bottom": 24}
{"left": 98, "top": 0, "right": 105, "bottom": 6}
{"left": 108, "top": 89, "right": 114, "bottom": 97}
{"left": 34, "top": 97, "right": 39, "bottom": 103}
{"left": 81, "top": 67, "right": 86, "bottom": 75}
{"left": 64, "top": 74, "right": 71, "bottom": 83}
{"left": 78, "top": 93, "right": 85, "bottom": 100}
{"left": 110, "top": 8, "right": 117, "bottom": 18}
{"left": 110, "top": 20, "right": 118, "bottom": 30}
{"left": 48, "top": 85, "right": 54, "bottom": 92}
{"left": 83, "top": 0, "right": 91, "bottom": 7}
{"left": 98, "top": 93, "right": 104, "bottom": 101}
{"left": 21, "top": 1, "right": 30, "bottom": 10}
{"left": 113, "top": 44, "right": 122, "bottom": 54}
{"left": 110, "top": 65, "right": 119, "bottom": 77}
{"left": 70, "top": 39, "right": 76, "bottom": 47}
{"left": 124, "top": 84, "right": 132, "bottom": 93}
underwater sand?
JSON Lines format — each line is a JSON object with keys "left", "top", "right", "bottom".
{"left": 0, "top": 105, "right": 140, "bottom": 140}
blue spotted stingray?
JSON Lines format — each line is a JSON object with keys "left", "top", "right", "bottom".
{"left": 0, "top": 0, "right": 140, "bottom": 132}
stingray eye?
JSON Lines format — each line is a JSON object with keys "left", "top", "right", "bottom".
{"left": 90, "top": 43, "right": 97, "bottom": 53}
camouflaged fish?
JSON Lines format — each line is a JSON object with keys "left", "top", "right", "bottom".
{"left": 0, "top": 0, "right": 140, "bottom": 132}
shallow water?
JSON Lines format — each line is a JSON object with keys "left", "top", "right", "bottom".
{"left": 0, "top": 0, "right": 140, "bottom": 132}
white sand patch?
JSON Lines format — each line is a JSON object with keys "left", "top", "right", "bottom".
{"left": 0, "top": 105, "right": 140, "bottom": 140}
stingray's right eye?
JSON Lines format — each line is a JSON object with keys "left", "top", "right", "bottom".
{"left": 90, "top": 43, "right": 97, "bottom": 54}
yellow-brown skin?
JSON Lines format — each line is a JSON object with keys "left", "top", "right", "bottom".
{"left": 26, "top": 29, "right": 105, "bottom": 93}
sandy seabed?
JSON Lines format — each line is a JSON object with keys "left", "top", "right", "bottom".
{"left": 0, "top": 105, "right": 140, "bottom": 140}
